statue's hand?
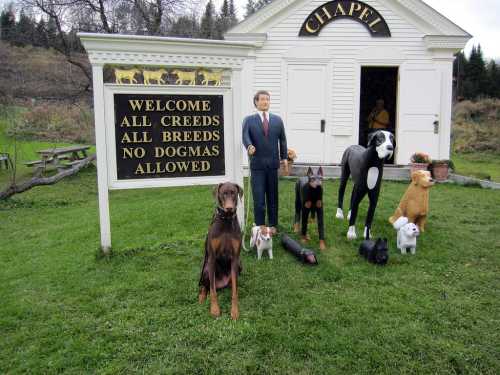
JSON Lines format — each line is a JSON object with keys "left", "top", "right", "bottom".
{"left": 248, "top": 145, "right": 256, "bottom": 156}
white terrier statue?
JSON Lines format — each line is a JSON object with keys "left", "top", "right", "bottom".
{"left": 250, "top": 225, "right": 273, "bottom": 260}
{"left": 393, "top": 216, "right": 420, "bottom": 254}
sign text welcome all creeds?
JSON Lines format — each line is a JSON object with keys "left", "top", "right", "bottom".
{"left": 114, "top": 94, "right": 225, "bottom": 179}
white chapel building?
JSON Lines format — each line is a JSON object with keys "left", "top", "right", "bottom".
{"left": 226, "top": 0, "right": 471, "bottom": 164}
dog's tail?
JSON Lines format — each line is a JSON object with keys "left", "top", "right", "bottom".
{"left": 389, "top": 207, "right": 404, "bottom": 225}
{"left": 392, "top": 216, "right": 409, "bottom": 230}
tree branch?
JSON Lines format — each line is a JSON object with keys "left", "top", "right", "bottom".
{"left": 0, "top": 154, "right": 96, "bottom": 200}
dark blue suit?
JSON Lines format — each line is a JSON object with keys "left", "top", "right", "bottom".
{"left": 242, "top": 113, "right": 287, "bottom": 227}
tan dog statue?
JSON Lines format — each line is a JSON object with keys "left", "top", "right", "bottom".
{"left": 389, "top": 170, "right": 435, "bottom": 232}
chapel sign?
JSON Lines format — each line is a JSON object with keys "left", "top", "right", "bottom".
{"left": 299, "top": 0, "right": 391, "bottom": 37}
{"left": 114, "top": 94, "right": 225, "bottom": 179}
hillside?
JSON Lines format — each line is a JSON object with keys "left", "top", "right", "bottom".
{"left": 0, "top": 41, "right": 90, "bottom": 102}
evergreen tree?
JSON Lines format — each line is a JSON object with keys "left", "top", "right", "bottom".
{"left": 0, "top": 6, "right": 16, "bottom": 42}
{"left": 486, "top": 60, "right": 500, "bottom": 98}
{"left": 229, "top": 0, "right": 238, "bottom": 27}
{"left": 34, "top": 19, "right": 49, "bottom": 48}
{"left": 14, "top": 10, "right": 36, "bottom": 47}
{"left": 170, "top": 15, "right": 199, "bottom": 38}
{"left": 200, "top": 0, "right": 216, "bottom": 39}
{"left": 464, "top": 45, "right": 488, "bottom": 99}
{"left": 215, "top": 0, "right": 230, "bottom": 39}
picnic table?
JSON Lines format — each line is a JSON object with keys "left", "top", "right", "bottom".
{"left": 0, "top": 152, "right": 12, "bottom": 169}
{"left": 25, "top": 145, "right": 91, "bottom": 175}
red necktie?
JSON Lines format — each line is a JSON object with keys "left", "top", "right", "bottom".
{"left": 263, "top": 112, "right": 269, "bottom": 137}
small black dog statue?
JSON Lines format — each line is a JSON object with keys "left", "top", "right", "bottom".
{"left": 359, "top": 238, "right": 389, "bottom": 265}
{"left": 294, "top": 167, "right": 326, "bottom": 250}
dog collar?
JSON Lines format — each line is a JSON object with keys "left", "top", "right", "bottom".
{"left": 215, "top": 206, "right": 237, "bottom": 220}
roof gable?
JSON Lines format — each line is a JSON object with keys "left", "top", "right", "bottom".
{"left": 226, "top": 0, "right": 471, "bottom": 38}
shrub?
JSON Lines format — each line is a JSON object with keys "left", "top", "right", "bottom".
{"left": 6, "top": 101, "right": 94, "bottom": 144}
{"left": 452, "top": 99, "right": 500, "bottom": 154}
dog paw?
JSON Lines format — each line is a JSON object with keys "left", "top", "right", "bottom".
{"left": 335, "top": 208, "right": 344, "bottom": 220}
{"left": 231, "top": 306, "right": 239, "bottom": 320}
{"left": 198, "top": 288, "right": 207, "bottom": 304}
{"left": 363, "top": 227, "right": 372, "bottom": 239}
{"left": 347, "top": 210, "right": 351, "bottom": 221}
{"left": 319, "top": 240, "right": 326, "bottom": 251}
{"left": 210, "top": 304, "right": 221, "bottom": 318}
{"left": 347, "top": 226, "right": 357, "bottom": 240}
{"left": 293, "top": 223, "right": 300, "bottom": 233}
{"left": 300, "top": 235, "right": 310, "bottom": 244}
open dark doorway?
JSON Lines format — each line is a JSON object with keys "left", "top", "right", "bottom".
{"left": 359, "top": 66, "right": 398, "bottom": 164}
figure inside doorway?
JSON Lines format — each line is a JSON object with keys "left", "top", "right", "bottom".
{"left": 367, "top": 99, "right": 390, "bottom": 131}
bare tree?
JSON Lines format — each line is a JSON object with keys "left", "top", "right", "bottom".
{"left": 130, "top": 0, "right": 191, "bottom": 35}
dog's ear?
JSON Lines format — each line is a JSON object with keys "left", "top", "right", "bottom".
{"left": 411, "top": 171, "right": 420, "bottom": 186}
{"left": 306, "top": 167, "right": 313, "bottom": 177}
{"left": 317, "top": 166, "right": 324, "bottom": 177}
{"left": 213, "top": 183, "right": 223, "bottom": 203}
{"left": 236, "top": 184, "right": 244, "bottom": 199}
{"left": 367, "top": 131, "right": 377, "bottom": 147}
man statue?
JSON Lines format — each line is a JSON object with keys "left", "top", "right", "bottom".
{"left": 242, "top": 90, "right": 288, "bottom": 235}
{"left": 367, "top": 99, "right": 390, "bottom": 131}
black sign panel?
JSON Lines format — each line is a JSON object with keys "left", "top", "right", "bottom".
{"left": 299, "top": 1, "right": 391, "bottom": 37}
{"left": 114, "top": 94, "right": 225, "bottom": 179}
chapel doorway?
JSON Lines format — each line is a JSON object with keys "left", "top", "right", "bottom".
{"left": 359, "top": 66, "right": 398, "bottom": 164}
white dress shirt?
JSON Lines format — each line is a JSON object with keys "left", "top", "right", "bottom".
{"left": 258, "top": 110, "right": 269, "bottom": 123}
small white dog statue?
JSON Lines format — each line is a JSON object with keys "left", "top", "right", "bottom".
{"left": 393, "top": 216, "right": 420, "bottom": 254}
{"left": 250, "top": 225, "right": 273, "bottom": 260}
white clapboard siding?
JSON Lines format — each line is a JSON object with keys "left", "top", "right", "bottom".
{"left": 251, "top": 0, "right": 442, "bottom": 163}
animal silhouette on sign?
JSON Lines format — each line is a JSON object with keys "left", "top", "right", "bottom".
{"left": 294, "top": 167, "right": 326, "bottom": 250}
{"left": 114, "top": 68, "right": 141, "bottom": 84}
{"left": 172, "top": 69, "right": 197, "bottom": 85}
{"left": 143, "top": 69, "right": 167, "bottom": 85}
{"left": 198, "top": 70, "right": 223, "bottom": 86}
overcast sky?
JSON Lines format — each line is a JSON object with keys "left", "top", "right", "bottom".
{"left": 2, "top": 0, "right": 498, "bottom": 58}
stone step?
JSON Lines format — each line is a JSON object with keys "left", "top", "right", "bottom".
{"left": 243, "top": 164, "right": 411, "bottom": 181}
{"left": 291, "top": 163, "right": 410, "bottom": 181}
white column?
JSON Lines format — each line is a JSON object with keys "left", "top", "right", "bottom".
{"left": 91, "top": 64, "right": 112, "bottom": 253}
{"left": 435, "top": 56, "right": 455, "bottom": 160}
{"left": 232, "top": 67, "right": 245, "bottom": 228}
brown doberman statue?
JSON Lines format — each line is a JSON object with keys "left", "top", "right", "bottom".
{"left": 199, "top": 182, "right": 243, "bottom": 320}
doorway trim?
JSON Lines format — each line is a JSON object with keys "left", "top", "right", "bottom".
{"left": 354, "top": 61, "right": 402, "bottom": 164}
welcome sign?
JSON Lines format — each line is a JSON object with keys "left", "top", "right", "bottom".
{"left": 299, "top": 0, "right": 391, "bottom": 37}
{"left": 114, "top": 94, "right": 225, "bottom": 179}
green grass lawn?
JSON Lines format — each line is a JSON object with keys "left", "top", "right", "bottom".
{"left": 1, "top": 167, "right": 499, "bottom": 374}
{"left": 452, "top": 152, "right": 500, "bottom": 182}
